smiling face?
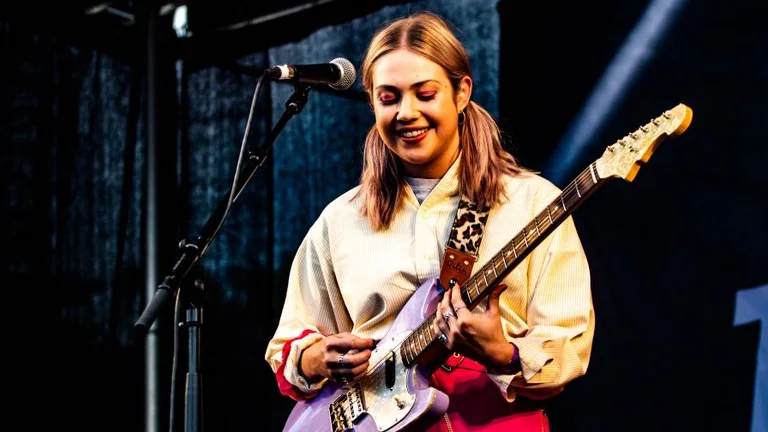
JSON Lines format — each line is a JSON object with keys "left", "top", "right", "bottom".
{"left": 371, "top": 49, "right": 472, "bottom": 179}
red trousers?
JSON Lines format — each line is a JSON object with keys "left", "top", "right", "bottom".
{"left": 423, "top": 353, "right": 549, "bottom": 432}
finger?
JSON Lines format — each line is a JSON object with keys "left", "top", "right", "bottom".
{"left": 439, "top": 297, "right": 457, "bottom": 323}
{"left": 441, "top": 286, "right": 453, "bottom": 311}
{"left": 450, "top": 282, "right": 468, "bottom": 312}
{"left": 338, "top": 349, "right": 372, "bottom": 367}
{"left": 486, "top": 284, "right": 507, "bottom": 315}
{"left": 440, "top": 288, "right": 457, "bottom": 321}
{"left": 328, "top": 334, "right": 376, "bottom": 353}
{"left": 323, "top": 333, "right": 350, "bottom": 352}
{"left": 347, "top": 336, "right": 377, "bottom": 350}
{"left": 437, "top": 287, "right": 453, "bottom": 320}
{"left": 335, "top": 360, "right": 370, "bottom": 382}
{"left": 350, "top": 362, "right": 370, "bottom": 379}
{"left": 333, "top": 369, "right": 353, "bottom": 382}
{"left": 329, "top": 352, "right": 348, "bottom": 370}
{"left": 442, "top": 308, "right": 457, "bottom": 324}
{"left": 433, "top": 310, "right": 452, "bottom": 347}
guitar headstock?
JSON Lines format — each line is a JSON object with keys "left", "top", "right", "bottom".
{"left": 595, "top": 103, "right": 693, "bottom": 182}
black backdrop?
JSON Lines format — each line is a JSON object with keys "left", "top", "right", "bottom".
{"left": 2, "top": 0, "right": 766, "bottom": 431}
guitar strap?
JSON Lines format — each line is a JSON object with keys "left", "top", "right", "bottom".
{"left": 436, "top": 196, "right": 490, "bottom": 373}
{"left": 438, "top": 196, "right": 490, "bottom": 291}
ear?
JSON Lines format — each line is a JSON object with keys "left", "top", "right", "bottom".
{"left": 455, "top": 75, "right": 473, "bottom": 112}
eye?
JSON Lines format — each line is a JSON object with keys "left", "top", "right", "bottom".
{"left": 377, "top": 92, "right": 398, "bottom": 105}
{"left": 418, "top": 91, "right": 437, "bottom": 101}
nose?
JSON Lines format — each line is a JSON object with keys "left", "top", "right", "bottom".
{"left": 397, "top": 94, "right": 419, "bottom": 122}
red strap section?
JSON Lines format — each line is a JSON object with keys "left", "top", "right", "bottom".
{"left": 275, "top": 329, "right": 321, "bottom": 401}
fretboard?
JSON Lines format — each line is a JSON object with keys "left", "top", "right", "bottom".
{"left": 400, "top": 162, "right": 609, "bottom": 367}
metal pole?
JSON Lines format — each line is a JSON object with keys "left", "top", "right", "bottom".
{"left": 144, "top": 1, "right": 160, "bottom": 431}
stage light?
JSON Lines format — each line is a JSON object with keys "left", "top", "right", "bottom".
{"left": 173, "top": 4, "right": 188, "bottom": 38}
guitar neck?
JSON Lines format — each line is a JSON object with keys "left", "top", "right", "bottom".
{"left": 400, "top": 162, "right": 612, "bottom": 367}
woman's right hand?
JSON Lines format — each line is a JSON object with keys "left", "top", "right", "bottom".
{"left": 299, "top": 332, "right": 376, "bottom": 384}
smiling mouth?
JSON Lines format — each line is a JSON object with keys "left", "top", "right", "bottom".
{"left": 398, "top": 128, "right": 429, "bottom": 139}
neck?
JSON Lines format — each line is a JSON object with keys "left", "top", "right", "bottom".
{"left": 403, "top": 144, "right": 460, "bottom": 179}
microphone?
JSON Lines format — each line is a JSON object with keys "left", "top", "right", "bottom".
{"left": 265, "top": 57, "right": 356, "bottom": 91}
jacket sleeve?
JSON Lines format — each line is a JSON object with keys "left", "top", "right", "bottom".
{"left": 264, "top": 211, "right": 352, "bottom": 400}
{"left": 488, "top": 186, "right": 595, "bottom": 401}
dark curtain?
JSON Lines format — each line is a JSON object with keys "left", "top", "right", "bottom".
{"left": 1, "top": 18, "right": 145, "bottom": 429}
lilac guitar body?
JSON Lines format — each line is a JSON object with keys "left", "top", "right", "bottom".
{"left": 282, "top": 278, "right": 449, "bottom": 432}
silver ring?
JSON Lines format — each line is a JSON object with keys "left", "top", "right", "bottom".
{"left": 438, "top": 333, "right": 448, "bottom": 344}
{"left": 340, "top": 376, "right": 348, "bottom": 385}
{"left": 443, "top": 311, "right": 455, "bottom": 321}
{"left": 338, "top": 354, "right": 345, "bottom": 366}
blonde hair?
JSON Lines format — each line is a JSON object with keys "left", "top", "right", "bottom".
{"left": 357, "top": 11, "right": 525, "bottom": 230}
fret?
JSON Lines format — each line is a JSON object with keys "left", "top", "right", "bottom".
{"left": 491, "top": 257, "right": 499, "bottom": 278}
{"left": 416, "top": 328, "right": 425, "bottom": 352}
{"left": 405, "top": 335, "right": 415, "bottom": 359}
{"left": 561, "top": 195, "right": 567, "bottom": 212}
{"left": 547, "top": 205, "right": 554, "bottom": 224}
{"left": 474, "top": 279, "right": 481, "bottom": 300}
{"left": 540, "top": 212, "right": 550, "bottom": 231}
{"left": 501, "top": 247, "right": 508, "bottom": 268}
{"left": 534, "top": 216, "right": 541, "bottom": 236}
{"left": 482, "top": 268, "right": 489, "bottom": 288}
{"left": 523, "top": 232, "right": 528, "bottom": 247}
{"left": 575, "top": 180, "right": 582, "bottom": 197}
{"left": 565, "top": 187, "right": 580, "bottom": 210}
{"left": 465, "top": 285, "right": 473, "bottom": 304}
{"left": 581, "top": 170, "right": 591, "bottom": 190}
{"left": 589, "top": 163, "right": 598, "bottom": 184}
{"left": 474, "top": 277, "right": 484, "bottom": 297}
{"left": 404, "top": 342, "right": 413, "bottom": 365}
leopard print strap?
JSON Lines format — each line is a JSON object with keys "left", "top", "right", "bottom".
{"left": 447, "top": 197, "right": 490, "bottom": 256}
{"left": 439, "top": 196, "right": 490, "bottom": 289}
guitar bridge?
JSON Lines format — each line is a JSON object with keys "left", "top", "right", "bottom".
{"left": 329, "top": 384, "right": 366, "bottom": 432}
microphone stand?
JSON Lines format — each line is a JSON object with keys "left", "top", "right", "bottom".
{"left": 135, "top": 82, "right": 313, "bottom": 432}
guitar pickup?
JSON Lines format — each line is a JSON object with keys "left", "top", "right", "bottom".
{"left": 385, "top": 351, "right": 396, "bottom": 389}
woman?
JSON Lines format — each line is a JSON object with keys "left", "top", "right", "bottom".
{"left": 265, "top": 11, "right": 594, "bottom": 431}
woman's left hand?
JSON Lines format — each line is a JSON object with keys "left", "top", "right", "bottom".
{"left": 433, "top": 283, "right": 515, "bottom": 369}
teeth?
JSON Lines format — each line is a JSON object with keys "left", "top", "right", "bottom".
{"left": 400, "top": 128, "right": 428, "bottom": 138}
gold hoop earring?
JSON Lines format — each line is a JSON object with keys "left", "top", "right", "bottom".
{"left": 458, "top": 111, "right": 466, "bottom": 126}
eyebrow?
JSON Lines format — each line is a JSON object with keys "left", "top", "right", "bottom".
{"left": 374, "top": 79, "right": 444, "bottom": 92}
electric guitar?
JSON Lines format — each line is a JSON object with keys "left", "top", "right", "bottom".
{"left": 283, "top": 103, "right": 694, "bottom": 432}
